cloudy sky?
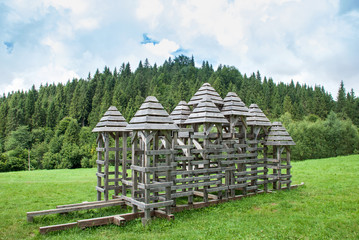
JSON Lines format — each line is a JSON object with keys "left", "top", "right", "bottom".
{"left": 1, "top": 0, "right": 358, "bottom": 97}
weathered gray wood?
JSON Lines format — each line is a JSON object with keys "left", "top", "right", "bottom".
{"left": 27, "top": 201, "right": 125, "bottom": 220}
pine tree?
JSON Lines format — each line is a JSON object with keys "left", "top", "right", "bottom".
{"left": 283, "top": 95, "right": 293, "bottom": 114}
{"left": 336, "top": 81, "right": 346, "bottom": 114}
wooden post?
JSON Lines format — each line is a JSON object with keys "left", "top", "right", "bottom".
{"left": 104, "top": 133, "right": 110, "bottom": 201}
{"left": 97, "top": 134, "right": 103, "bottom": 201}
{"left": 122, "top": 132, "right": 128, "bottom": 196}
{"left": 286, "top": 147, "right": 291, "bottom": 190}
{"left": 131, "top": 133, "right": 138, "bottom": 213}
{"left": 143, "top": 131, "right": 151, "bottom": 226}
{"left": 114, "top": 132, "right": 120, "bottom": 196}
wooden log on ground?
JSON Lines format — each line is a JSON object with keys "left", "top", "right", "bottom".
{"left": 39, "top": 222, "right": 78, "bottom": 234}
{"left": 77, "top": 216, "right": 113, "bottom": 229}
{"left": 27, "top": 200, "right": 125, "bottom": 222}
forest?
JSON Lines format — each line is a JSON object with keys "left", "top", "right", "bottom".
{"left": 0, "top": 55, "right": 358, "bottom": 172}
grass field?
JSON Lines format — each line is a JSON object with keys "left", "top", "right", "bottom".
{"left": 1, "top": 155, "right": 358, "bottom": 240}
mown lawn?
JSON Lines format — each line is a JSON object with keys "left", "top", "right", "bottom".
{"left": 0, "top": 155, "right": 358, "bottom": 240}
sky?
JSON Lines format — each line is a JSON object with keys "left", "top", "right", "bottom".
{"left": 1, "top": 0, "right": 359, "bottom": 98}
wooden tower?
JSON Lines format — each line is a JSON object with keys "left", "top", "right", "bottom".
{"left": 221, "top": 92, "right": 251, "bottom": 197}
{"left": 221, "top": 92, "right": 251, "bottom": 140}
{"left": 246, "top": 104, "right": 271, "bottom": 193}
{"left": 188, "top": 83, "right": 224, "bottom": 109}
{"left": 184, "top": 97, "right": 229, "bottom": 201}
{"left": 125, "top": 96, "right": 179, "bottom": 225}
{"left": 264, "top": 122, "right": 295, "bottom": 190}
{"left": 92, "top": 106, "right": 130, "bottom": 201}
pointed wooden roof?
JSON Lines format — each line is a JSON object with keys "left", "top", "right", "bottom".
{"left": 170, "top": 101, "right": 191, "bottom": 125}
{"left": 126, "top": 96, "right": 179, "bottom": 131}
{"left": 92, "top": 106, "right": 129, "bottom": 132}
{"left": 184, "top": 97, "right": 229, "bottom": 124}
{"left": 188, "top": 83, "right": 224, "bottom": 107}
{"left": 265, "top": 122, "right": 295, "bottom": 146}
{"left": 221, "top": 92, "right": 251, "bottom": 117}
{"left": 247, "top": 104, "right": 271, "bottom": 126}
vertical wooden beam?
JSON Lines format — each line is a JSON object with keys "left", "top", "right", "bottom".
{"left": 143, "top": 131, "right": 151, "bottom": 226}
{"left": 165, "top": 130, "right": 173, "bottom": 214}
{"left": 286, "top": 146, "right": 291, "bottom": 190}
{"left": 97, "top": 134, "right": 103, "bottom": 201}
{"left": 263, "top": 145, "right": 268, "bottom": 192}
{"left": 114, "top": 132, "right": 120, "bottom": 196}
{"left": 187, "top": 133, "right": 194, "bottom": 205}
{"left": 122, "top": 132, "right": 128, "bottom": 196}
{"left": 131, "top": 132, "right": 138, "bottom": 213}
{"left": 153, "top": 132, "right": 159, "bottom": 202}
{"left": 203, "top": 123, "right": 209, "bottom": 203}
{"left": 104, "top": 133, "right": 110, "bottom": 201}
{"left": 277, "top": 146, "right": 282, "bottom": 189}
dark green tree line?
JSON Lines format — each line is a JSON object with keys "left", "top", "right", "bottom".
{"left": 0, "top": 55, "right": 358, "bottom": 171}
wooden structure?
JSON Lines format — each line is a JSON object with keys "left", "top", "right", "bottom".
{"left": 27, "top": 82, "right": 300, "bottom": 233}
{"left": 92, "top": 106, "right": 130, "bottom": 201}
{"left": 123, "top": 96, "right": 178, "bottom": 225}
{"left": 221, "top": 92, "right": 251, "bottom": 197}
{"left": 264, "top": 122, "right": 295, "bottom": 190}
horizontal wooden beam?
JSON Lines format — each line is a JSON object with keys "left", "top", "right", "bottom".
{"left": 37, "top": 183, "right": 305, "bottom": 234}
{"left": 27, "top": 200, "right": 125, "bottom": 222}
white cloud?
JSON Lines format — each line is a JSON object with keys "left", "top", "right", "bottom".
{"left": 1, "top": 0, "right": 359, "bottom": 96}
{"left": 136, "top": 0, "right": 164, "bottom": 28}
{"left": 2, "top": 64, "right": 78, "bottom": 94}
{"left": 143, "top": 39, "right": 180, "bottom": 58}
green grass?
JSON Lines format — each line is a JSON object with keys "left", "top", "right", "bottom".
{"left": 1, "top": 155, "right": 359, "bottom": 240}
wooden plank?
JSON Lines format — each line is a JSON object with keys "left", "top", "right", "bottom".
{"left": 142, "top": 200, "right": 174, "bottom": 210}
{"left": 206, "top": 186, "right": 228, "bottom": 193}
{"left": 147, "top": 149, "right": 177, "bottom": 155}
{"left": 96, "top": 172, "right": 105, "bottom": 178}
{"left": 171, "top": 191, "right": 194, "bottom": 198}
{"left": 96, "top": 160, "right": 105, "bottom": 165}
{"left": 39, "top": 222, "right": 78, "bottom": 234}
{"left": 27, "top": 201, "right": 125, "bottom": 220}
{"left": 171, "top": 180, "right": 221, "bottom": 190}
{"left": 138, "top": 181, "right": 173, "bottom": 190}
{"left": 193, "top": 191, "right": 218, "bottom": 200}
{"left": 175, "top": 156, "right": 195, "bottom": 161}
{"left": 57, "top": 199, "right": 123, "bottom": 209}
{"left": 113, "top": 216, "right": 125, "bottom": 226}
{"left": 154, "top": 210, "right": 174, "bottom": 221}
{"left": 228, "top": 183, "right": 248, "bottom": 189}
{"left": 78, "top": 216, "right": 113, "bottom": 229}
{"left": 130, "top": 165, "right": 172, "bottom": 173}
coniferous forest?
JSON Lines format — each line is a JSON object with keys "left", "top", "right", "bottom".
{"left": 0, "top": 55, "right": 358, "bottom": 172}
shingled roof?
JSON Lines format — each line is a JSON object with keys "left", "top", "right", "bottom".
{"left": 188, "top": 83, "right": 224, "bottom": 107}
{"left": 184, "top": 97, "right": 229, "bottom": 125}
{"left": 247, "top": 104, "right": 271, "bottom": 126}
{"left": 170, "top": 101, "right": 191, "bottom": 125}
{"left": 126, "top": 96, "right": 179, "bottom": 131}
{"left": 265, "top": 122, "right": 295, "bottom": 146}
{"left": 221, "top": 92, "right": 251, "bottom": 117}
{"left": 92, "top": 106, "right": 128, "bottom": 132}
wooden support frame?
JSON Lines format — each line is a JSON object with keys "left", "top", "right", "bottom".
{"left": 37, "top": 182, "right": 303, "bottom": 234}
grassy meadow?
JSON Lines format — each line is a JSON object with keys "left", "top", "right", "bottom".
{"left": 0, "top": 155, "right": 358, "bottom": 240}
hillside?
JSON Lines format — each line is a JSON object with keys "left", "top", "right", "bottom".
{"left": 0, "top": 56, "right": 358, "bottom": 172}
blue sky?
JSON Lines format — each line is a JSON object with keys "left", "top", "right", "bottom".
{"left": 1, "top": 0, "right": 358, "bottom": 97}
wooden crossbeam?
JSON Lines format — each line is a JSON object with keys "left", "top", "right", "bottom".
{"left": 36, "top": 183, "right": 304, "bottom": 234}
{"left": 27, "top": 200, "right": 125, "bottom": 222}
